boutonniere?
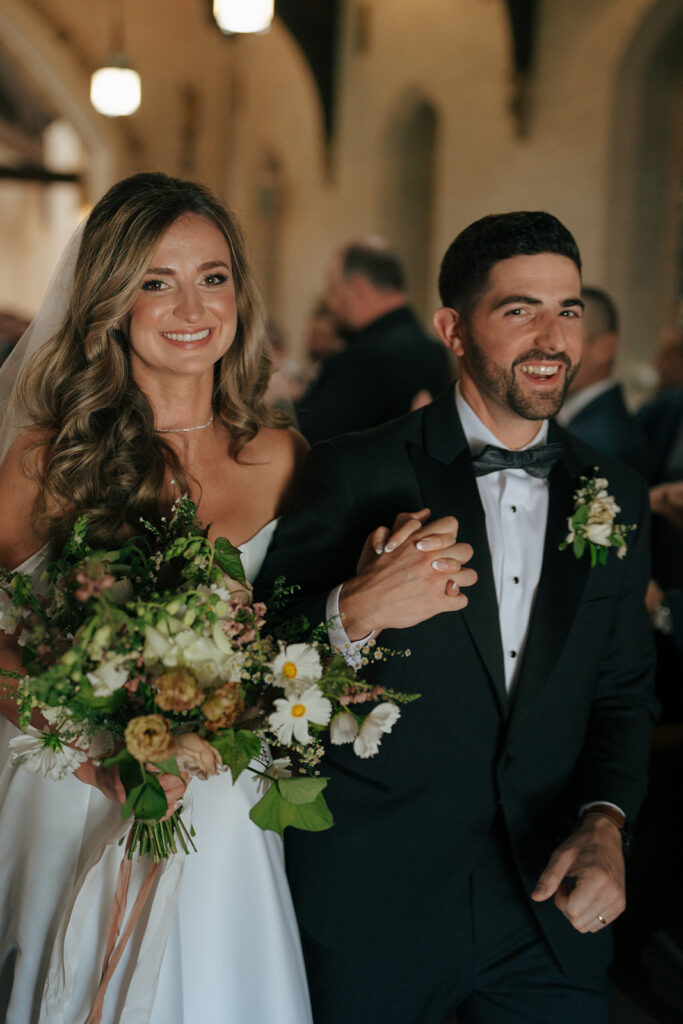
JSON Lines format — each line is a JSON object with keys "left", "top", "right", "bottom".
{"left": 559, "top": 470, "right": 636, "bottom": 566}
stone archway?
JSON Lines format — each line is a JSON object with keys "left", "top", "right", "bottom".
{"left": 607, "top": 0, "right": 683, "bottom": 361}
{"left": 380, "top": 90, "right": 439, "bottom": 320}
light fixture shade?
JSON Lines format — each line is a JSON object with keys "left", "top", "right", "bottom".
{"left": 90, "top": 63, "right": 141, "bottom": 117}
{"left": 213, "top": 0, "right": 274, "bottom": 34}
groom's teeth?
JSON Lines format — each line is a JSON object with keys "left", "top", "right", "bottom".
{"left": 163, "top": 329, "right": 211, "bottom": 342}
{"left": 520, "top": 364, "right": 559, "bottom": 376}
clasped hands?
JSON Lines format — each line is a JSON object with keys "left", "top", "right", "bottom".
{"left": 340, "top": 507, "right": 477, "bottom": 641}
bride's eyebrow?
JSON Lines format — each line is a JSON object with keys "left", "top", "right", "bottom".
{"left": 143, "top": 260, "right": 230, "bottom": 275}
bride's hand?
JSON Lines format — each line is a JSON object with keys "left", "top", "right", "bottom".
{"left": 73, "top": 759, "right": 127, "bottom": 803}
{"left": 73, "top": 760, "right": 188, "bottom": 817}
{"left": 356, "top": 508, "right": 431, "bottom": 572}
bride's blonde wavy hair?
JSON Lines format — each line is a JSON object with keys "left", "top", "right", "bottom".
{"left": 18, "top": 172, "right": 284, "bottom": 549}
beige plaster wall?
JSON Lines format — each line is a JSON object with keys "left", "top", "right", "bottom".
{"left": 0, "top": 0, "right": 678, "bottom": 377}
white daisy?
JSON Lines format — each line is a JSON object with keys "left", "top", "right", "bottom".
{"left": 353, "top": 703, "right": 401, "bottom": 759}
{"left": 9, "top": 727, "right": 87, "bottom": 780}
{"left": 255, "top": 756, "right": 293, "bottom": 794}
{"left": 269, "top": 643, "right": 323, "bottom": 695}
{"left": 269, "top": 685, "right": 332, "bottom": 745}
{"left": 330, "top": 709, "right": 359, "bottom": 745}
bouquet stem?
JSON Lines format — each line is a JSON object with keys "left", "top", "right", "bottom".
{"left": 120, "top": 811, "right": 197, "bottom": 861}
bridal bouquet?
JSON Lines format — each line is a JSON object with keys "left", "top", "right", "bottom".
{"left": 0, "top": 497, "right": 415, "bottom": 860}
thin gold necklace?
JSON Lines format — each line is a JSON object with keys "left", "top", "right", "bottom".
{"left": 155, "top": 413, "right": 215, "bottom": 434}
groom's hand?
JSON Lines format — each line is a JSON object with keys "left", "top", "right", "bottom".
{"left": 341, "top": 512, "right": 477, "bottom": 639}
{"left": 530, "top": 814, "right": 626, "bottom": 933}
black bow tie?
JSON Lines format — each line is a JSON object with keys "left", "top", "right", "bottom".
{"left": 471, "top": 441, "right": 564, "bottom": 479}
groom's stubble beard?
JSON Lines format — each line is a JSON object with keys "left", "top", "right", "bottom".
{"left": 462, "top": 323, "right": 579, "bottom": 421}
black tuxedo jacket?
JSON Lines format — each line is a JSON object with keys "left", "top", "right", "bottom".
{"left": 258, "top": 387, "right": 657, "bottom": 977}
{"left": 565, "top": 382, "right": 652, "bottom": 480}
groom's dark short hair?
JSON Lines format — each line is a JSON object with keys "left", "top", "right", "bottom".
{"left": 438, "top": 211, "right": 582, "bottom": 315}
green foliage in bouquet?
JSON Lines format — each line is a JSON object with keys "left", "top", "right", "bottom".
{"left": 0, "top": 497, "right": 417, "bottom": 859}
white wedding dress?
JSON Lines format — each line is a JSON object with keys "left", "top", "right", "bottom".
{"left": 0, "top": 520, "right": 313, "bottom": 1024}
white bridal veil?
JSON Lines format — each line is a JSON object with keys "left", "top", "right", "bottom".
{"left": 0, "top": 225, "right": 84, "bottom": 464}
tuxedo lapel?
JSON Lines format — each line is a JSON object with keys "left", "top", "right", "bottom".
{"left": 408, "top": 394, "right": 508, "bottom": 715}
{"left": 507, "top": 425, "right": 592, "bottom": 732}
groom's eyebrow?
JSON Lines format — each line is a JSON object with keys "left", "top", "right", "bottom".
{"left": 492, "top": 295, "right": 585, "bottom": 310}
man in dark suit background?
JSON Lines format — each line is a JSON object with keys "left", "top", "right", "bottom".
{"left": 260, "top": 213, "right": 657, "bottom": 1024}
{"left": 556, "top": 286, "right": 651, "bottom": 478}
{"left": 294, "top": 240, "right": 452, "bottom": 444}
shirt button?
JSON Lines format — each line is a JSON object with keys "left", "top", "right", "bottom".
{"left": 513, "top": 576, "right": 520, "bottom": 584}
{"left": 510, "top": 650, "right": 517, "bottom": 658}
{"left": 511, "top": 505, "right": 517, "bottom": 513}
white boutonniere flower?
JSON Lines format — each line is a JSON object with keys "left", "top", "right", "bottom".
{"left": 560, "top": 470, "right": 636, "bottom": 566}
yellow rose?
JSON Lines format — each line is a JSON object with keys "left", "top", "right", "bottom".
{"left": 155, "top": 668, "right": 202, "bottom": 712}
{"left": 125, "top": 714, "right": 175, "bottom": 762}
{"left": 201, "top": 681, "right": 244, "bottom": 733}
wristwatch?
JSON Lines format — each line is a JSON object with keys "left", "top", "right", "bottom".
{"left": 581, "top": 804, "right": 632, "bottom": 853}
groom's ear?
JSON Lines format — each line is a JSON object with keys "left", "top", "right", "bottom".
{"left": 433, "top": 307, "right": 465, "bottom": 357}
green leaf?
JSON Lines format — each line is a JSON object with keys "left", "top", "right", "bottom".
{"left": 277, "top": 775, "right": 328, "bottom": 805}
{"left": 214, "top": 537, "right": 247, "bottom": 585}
{"left": 210, "top": 728, "right": 261, "bottom": 781}
{"left": 103, "top": 747, "right": 139, "bottom": 771}
{"left": 127, "top": 775, "right": 168, "bottom": 821}
{"left": 150, "top": 755, "right": 182, "bottom": 779}
{"left": 121, "top": 782, "right": 145, "bottom": 819}
{"left": 573, "top": 536, "right": 585, "bottom": 559}
{"left": 249, "top": 784, "right": 334, "bottom": 836}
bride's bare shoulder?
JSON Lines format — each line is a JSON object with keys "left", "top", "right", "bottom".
{"left": 245, "top": 425, "right": 309, "bottom": 472}
{"left": 243, "top": 426, "right": 309, "bottom": 511}
{"left": 0, "top": 428, "right": 50, "bottom": 568}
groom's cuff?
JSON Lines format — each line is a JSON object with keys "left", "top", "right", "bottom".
{"left": 326, "top": 584, "right": 373, "bottom": 669}
{"left": 579, "top": 800, "right": 627, "bottom": 823}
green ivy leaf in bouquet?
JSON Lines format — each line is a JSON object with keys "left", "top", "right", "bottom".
{"left": 249, "top": 776, "right": 333, "bottom": 837}
{"left": 210, "top": 728, "right": 262, "bottom": 783}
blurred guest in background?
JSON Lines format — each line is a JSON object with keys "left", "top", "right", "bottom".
{"left": 263, "top": 319, "right": 305, "bottom": 412}
{"left": 653, "top": 323, "right": 683, "bottom": 392}
{"left": 303, "top": 300, "right": 346, "bottom": 380}
{"left": 294, "top": 239, "right": 452, "bottom": 444}
{"left": 556, "top": 287, "right": 651, "bottom": 478}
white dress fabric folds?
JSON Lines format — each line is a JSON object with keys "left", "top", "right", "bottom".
{"left": 0, "top": 520, "right": 312, "bottom": 1024}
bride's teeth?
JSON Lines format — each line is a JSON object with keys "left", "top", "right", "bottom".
{"left": 163, "top": 329, "right": 211, "bottom": 342}
{"left": 521, "top": 364, "right": 559, "bottom": 376}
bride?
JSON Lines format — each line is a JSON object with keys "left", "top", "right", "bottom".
{"left": 0, "top": 172, "right": 312, "bottom": 1023}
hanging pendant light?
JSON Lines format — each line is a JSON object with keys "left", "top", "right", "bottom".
{"left": 90, "top": 1, "right": 141, "bottom": 117}
{"left": 90, "top": 57, "right": 141, "bottom": 117}
{"left": 213, "top": 0, "right": 274, "bottom": 34}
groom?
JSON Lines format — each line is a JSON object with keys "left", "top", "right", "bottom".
{"left": 259, "top": 212, "right": 657, "bottom": 1024}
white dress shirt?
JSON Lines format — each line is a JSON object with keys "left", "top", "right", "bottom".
{"left": 456, "top": 387, "right": 548, "bottom": 692}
